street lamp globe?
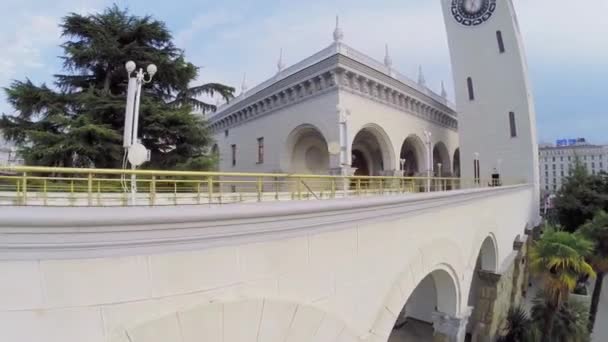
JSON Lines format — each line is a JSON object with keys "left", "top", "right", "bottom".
{"left": 125, "top": 61, "right": 136, "bottom": 73}
{"left": 147, "top": 64, "right": 158, "bottom": 77}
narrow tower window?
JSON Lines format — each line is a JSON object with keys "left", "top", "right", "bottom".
{"left": 496, "top": 30, "right": 505, "bottom": 53}
{"left": 509, "top": 111, "right": 517, "bottom": 137}
{"left": 231, "top": 144, "right": 237, "bottom": 167}
{"left": 257, "top": 137, "right": 264, "bottom": 164}
{"left": 467, "top": 77, "right": 475, "bottom": 101}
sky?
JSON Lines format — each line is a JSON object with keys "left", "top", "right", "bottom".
{"left": 1, "top": 0, "right": 607, "bottom": 145}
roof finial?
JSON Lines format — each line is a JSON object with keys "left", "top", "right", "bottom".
{"left": 441, "top": 80, "right": 447, "bottom": 98}
{"left": 417, "top": 65, "right": 426, "bottom": 87}
{"left": 277, "top": 48, "right": 285, "bottom": 73}
{"left": 241, "top": 73, "right": 248, "bottom": 94}
{"left": 333, "top": 15, "right": 344, "bottom": 43}
{"left": 384, "top": 44, "right": 393, "bottom": 69}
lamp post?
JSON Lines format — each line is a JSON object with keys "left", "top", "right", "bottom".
{"left": 423, "top": 130, "right": 432, "bottom": 192}
{"left": 124, "top": 61, "right": 157, "bottom": 205}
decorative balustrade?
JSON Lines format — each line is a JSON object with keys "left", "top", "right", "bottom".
{"left": 0, "top": 165, "right": 515, "bottom": 207}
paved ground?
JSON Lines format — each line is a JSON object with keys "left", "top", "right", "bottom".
{"left": 388, "top": 319, "right": 433, "bottom": 342}
{"left": 592, "top": 275, "right": 608, "bottom": 342}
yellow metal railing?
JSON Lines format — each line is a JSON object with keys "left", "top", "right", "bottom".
{"left": 0, "top": 165, "right": 514, "bottom": 207}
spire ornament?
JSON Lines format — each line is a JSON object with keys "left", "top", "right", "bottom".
{"left": 241, "top": 73, "right": 248, "bottom": 94}
{"left": 277, "top": 48, "right": 285, "bottom": 73}
{"left": 441, "top": 81, "right": 447, "bottom": 98}
{"left": 384, "top": 44, "right": 393, "bottom": 69}
{"left": 417, "top": 65, "right": 426, "bottom": 87}
{"left": 333, "top": 16, "right": 344, "bottom": 43}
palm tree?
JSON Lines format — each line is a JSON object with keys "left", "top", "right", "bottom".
{"left": 577, "top": 211, "right": 608, "bottom": 330}
{"left": 498, "top": 306, "right": 539, "bottom": 342}
{"left": 531, "top": 291, "right": 591, "bottom": 342}
{"left": 529, "top": 228, "right": 595, "bottom": 337}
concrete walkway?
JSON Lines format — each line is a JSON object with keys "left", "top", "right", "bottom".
{"left": 592, "top": 275, "right": 608, "bottom": 342}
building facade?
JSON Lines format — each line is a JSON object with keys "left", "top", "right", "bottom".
{"left": 208, "top": 22, "right": 460, "bottom": 179}
{"left": 539, "top": 140, "right": 608, "bottom": 193}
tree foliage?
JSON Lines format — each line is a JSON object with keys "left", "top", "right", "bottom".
{"left": 577, "top": 211, "right": 608, "bottom": 330}
{"left": 1, "top": 6, "right": 234, "bottom": 169}
{"left": 497, "top": 306, "right": 539, "bottom": 342}
{"left": 531, "top": 292, "right": 591, "bottom": 342}
{"left": 530, "top": 228, "right": 595, "bottom": 305}
{"left": 553, "top": 161, "right": 608, "bottom": 232}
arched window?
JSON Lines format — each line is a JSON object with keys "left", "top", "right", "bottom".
{"left": 496, "top": 30, "right": 505, "bottom": 53}
{"left": 467, "top": 77, "right": 475, "bottom": 101}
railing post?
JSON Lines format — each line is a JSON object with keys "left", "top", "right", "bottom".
{"left": 207, "top": 176, "right": 213, "bottom": 204}
{"left": 43, "top": 179, "right": 47, "bottom": 206}
{"left": 87, "top": 173, "right": 93, "bottom": 206}
{"left": 274, "top": 177, "right": 279, "bottom": 201}
{"left": 380, "top": 178, "right": 384, "bottom": 195}
{"left": 151, "top": 176, "right": 156, "bottom": 206}
{"left": 21, "top": 172, "right": 27, "bottom": 205}
{"left": 297, "top": 177, "right": 302, "bottom": 200}
{"left": 173, "top": 181, "right": 177, "bottom": 205}
{"left": 331, "top": 178, "right": 336, "bottom": 199}
{"left": 196, "top": 181, "right": 201, "bottom": 205}
{"left": 257, "top": 177, "right": 263, "bottom": 202}
{"left": 357, "top": 178, "right": 361, "bottom": 196}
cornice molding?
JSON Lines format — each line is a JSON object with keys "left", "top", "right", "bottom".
{"left": 0, "top": 185, "right": 532, "bottom": 260}
{"left": 208, "top": 53, "right": 458, "bottom": 134}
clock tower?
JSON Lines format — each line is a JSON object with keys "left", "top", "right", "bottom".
{"left": 441, "top": 0, "right": 540, "bottom": 221}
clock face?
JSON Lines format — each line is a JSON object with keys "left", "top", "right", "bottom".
{"left": 451, "top": 0, "right": 497, "bottom": 26}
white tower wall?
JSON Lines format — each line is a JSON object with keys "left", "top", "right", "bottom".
{"left": 441, "top": 0, "right": 540, "bottom": 221}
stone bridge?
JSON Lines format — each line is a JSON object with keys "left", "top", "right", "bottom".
{"left": 0, "top": 185, "right": 535, "bottom": 342}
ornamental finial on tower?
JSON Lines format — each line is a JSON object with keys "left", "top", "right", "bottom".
{"left": 333, "top": 15, "right": 344, "bottom": 43}
{"left": 277, "top": 48, "right": 285, "bottom": 73}
{"left": 241, "top": 73, "right": 248, "bottom": 94}
{"left": 384, "top": 44, "right": 393, "bottom": 69}
{"left": 417, "top": 65, "right": 426, "bottom": 87}
{"left": 441, "top": 81, "right": 447, "bottom": 98}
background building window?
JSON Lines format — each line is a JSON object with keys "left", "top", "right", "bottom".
{"left": 496, "top": 30, "right": 505, "bottom": 53}
{"left": 257, "top": 137, "right": 264, "bottom": 164}
{"left": 231, "top": 144, "right": 236, "bottom": 167}
{"left": 467, "top": 77, "right": 475, "bottom": 101}
{"left": 508, "top": 111, "right": 517, "bottom": 137}
{"left": 225, "top": 130, "right": 229, "bottom": 137}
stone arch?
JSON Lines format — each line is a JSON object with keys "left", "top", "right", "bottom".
{"left": 367, "top": 238, "right": 467, "bottom": 341}
{"left": 433, "top": 141, "right": 452, "bottom": 176}
{"left": 110, "top": 298, "right": 359, "bottom": 342}
{"left": 400, "top": 134, "right": 426, "bottom": 176}
{"left": 351, "top": 123, "right": 395, "bottom": 176}
{"left": 286, "top": 124, "right": 330, "bottom": 174}
{"left": 453, "top": 147, "right": 461, "bottom": 177}
{"left": 465, "top": 233, "right": 499, "bottom": 337}
{"left": 382, "top": 264, "right": 461, "bottom": 341}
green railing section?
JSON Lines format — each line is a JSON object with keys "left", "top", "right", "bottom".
{"left": 0, "top": 165, "right": 510, "bottom": 206}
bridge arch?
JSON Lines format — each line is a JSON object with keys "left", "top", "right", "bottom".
{"left": 110, "top": 298, "right": 359, "bottom": 342}
{"left": 351, "top": 123, "right": 395, "bottom": 176}
{"left": 465, "top": 233, "right": 500, "bottom": 338}
{"left": 286, "top": 123, "right": 330, "bottom": 174}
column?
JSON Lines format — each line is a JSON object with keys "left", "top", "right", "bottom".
{"left": 470, "top": 271, "right": 502, "bottom": 342}
{"left": 432, "top": 308, "right": 472, "bottom": 342}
